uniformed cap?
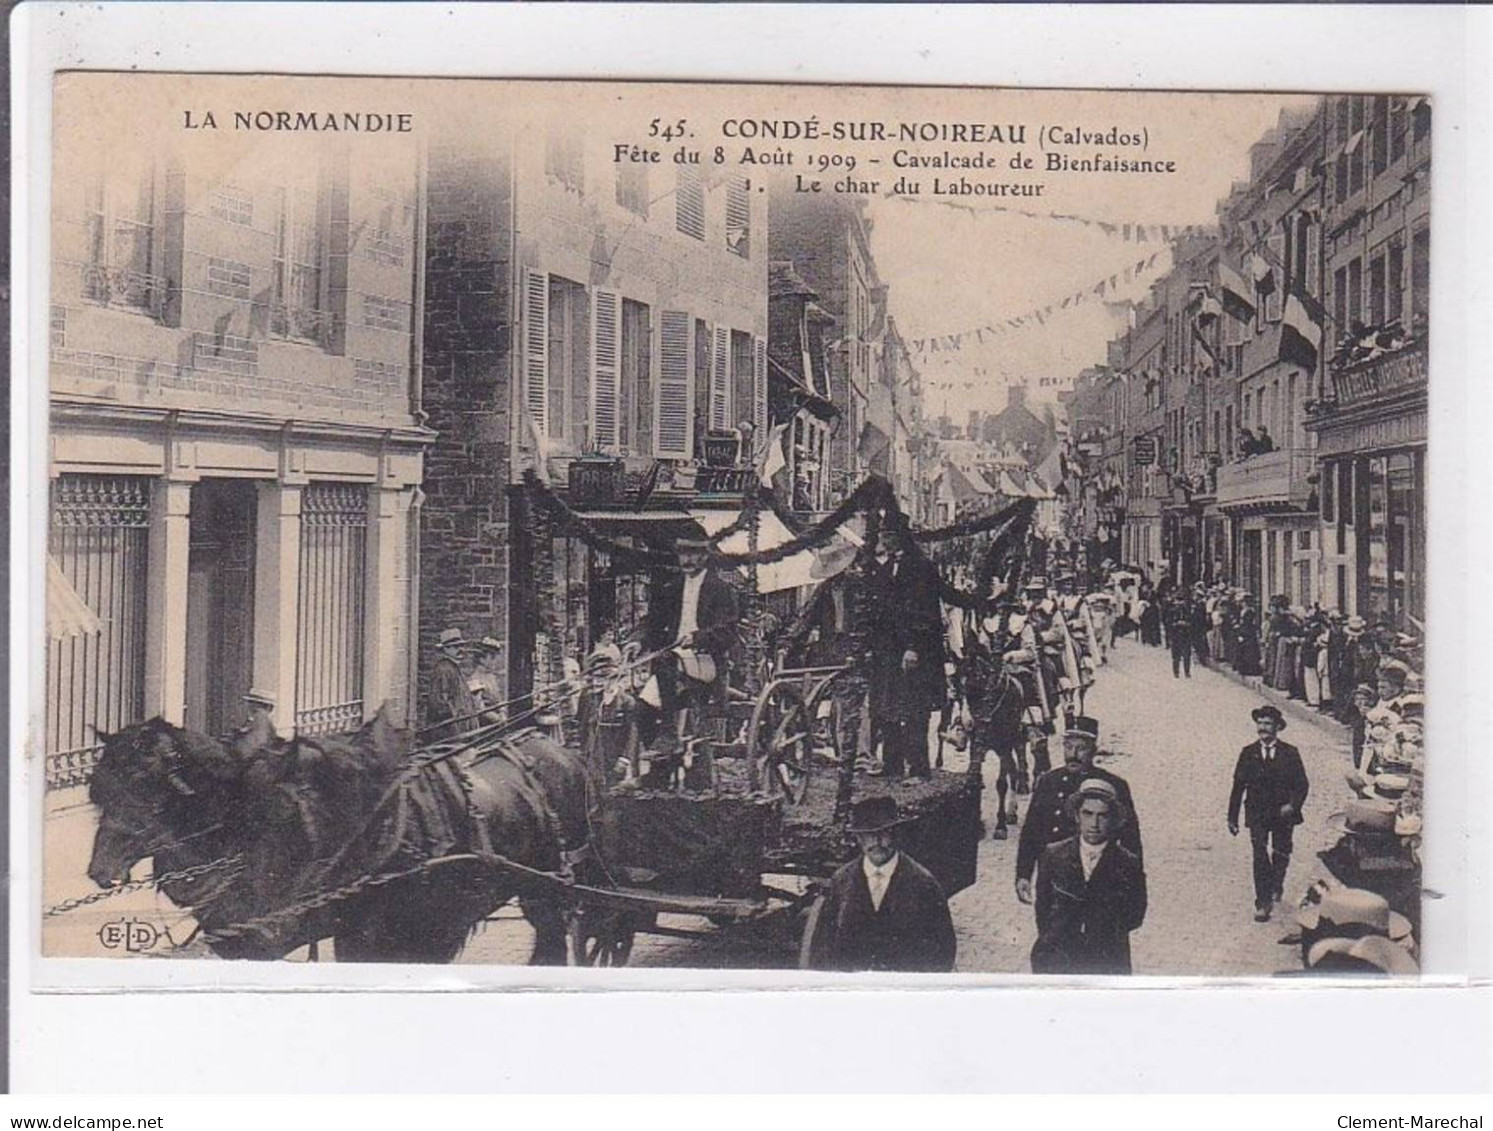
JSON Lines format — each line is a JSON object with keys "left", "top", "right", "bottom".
{"left": 243, "top": 687, "right": 276, "bottom": 709}
{"left": 1064, "top": 716, "right": 1100, "bottom": 743}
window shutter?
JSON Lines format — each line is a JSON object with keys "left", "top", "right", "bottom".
{"left": 676, "top": 166, "right": 706, "bottom": 241}
{"left": 752, "top": 335, "right": 768, "bottom": 440}
{"left": 710, "top": 325, "right": 729, "bottom": 431}
{"left": 656, "top": 311, "right": 693, "bottom": 460}
{"left": 725, "top": 175, "right": 751, "bottom": 257}
{"left": 591, "top": 287, "right": 621, "bottom": 451}
{"left": 523, "top": 268, "right": 549, "bottom": 437}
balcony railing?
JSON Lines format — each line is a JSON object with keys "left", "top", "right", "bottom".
{"left": 1329, "top": 339, "right": 1427, "bottom": 409}
{"left": 81, "top": 264, "right": 166, "bottom": 318}
{"left": 1214, "top": 447, "right": 1314, "bottom": 510}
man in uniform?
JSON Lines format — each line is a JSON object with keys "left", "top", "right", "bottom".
{"left": 427, "top": 627, "right": 477, "bottom": 740}
{"left": 1015, "top": 715, "right": 1142, "bottom": 905}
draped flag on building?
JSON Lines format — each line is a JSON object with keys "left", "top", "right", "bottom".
{"left": 1219, "top": 260, "right": 1256, "bottom": 323}
{"left": 1280, "top": 283, "right": 1326, "bottom": 372}
{"left": 758, "top": 421, "right": 790, "bottom": 487}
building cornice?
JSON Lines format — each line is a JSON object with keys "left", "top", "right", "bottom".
{"left": 50, "top": 397, "right": 438, "bottom": 447}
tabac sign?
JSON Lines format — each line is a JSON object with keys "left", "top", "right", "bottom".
{"left": 1133, "top": 436, "right": 1159, "bottom": 466}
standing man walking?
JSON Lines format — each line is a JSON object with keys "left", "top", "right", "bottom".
{"left": 1227, "top": 704, "right": 1310, "bottom": 921}
{"left": 1015, "top": 716, "right": 1143, "bottom": 905}
{"left": 1166, "top": 597, "right": 1194, "bottom": 679}
{"left": 1030, "top": 778, "right": 1148, "bottom": 975}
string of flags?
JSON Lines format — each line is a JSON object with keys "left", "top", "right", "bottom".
{"left": 884, "top": 191, "right": 1213, "bottom": 244}
{"left": 908, "top": 250, "right": 1165, "bottom": 355}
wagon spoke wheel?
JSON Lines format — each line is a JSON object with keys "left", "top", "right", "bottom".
{"left": 748, "top": 682, "right": 814, "bottom": 804}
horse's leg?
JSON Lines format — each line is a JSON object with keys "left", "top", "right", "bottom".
{"left": 523, "top": 898, "right": 569, "bottom": 965}
{"left": 992, "top": 753, "right": 1010, "bottom": 840}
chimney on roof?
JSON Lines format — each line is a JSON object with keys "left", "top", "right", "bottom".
{"left": 1007, "top": 384, "right": 1027, "bottom": 410}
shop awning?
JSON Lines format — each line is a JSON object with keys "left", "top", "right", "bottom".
{"left": 48, "top": 558, "right": 102, "bottom": 640}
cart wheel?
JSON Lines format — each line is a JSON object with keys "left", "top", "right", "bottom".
{"left": 747, "top": 681, "right": 814, "bottom": 803}
{"left": 797, "top": 893, "right": 828, "bottom": 970}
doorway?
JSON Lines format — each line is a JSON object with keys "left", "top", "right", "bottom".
{"left": 185, "top": 479, "right": 257, "bottom": 737}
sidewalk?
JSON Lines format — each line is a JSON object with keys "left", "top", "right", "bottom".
{"left": 1192, "top": 652, "right": 1349, "bottom": 737}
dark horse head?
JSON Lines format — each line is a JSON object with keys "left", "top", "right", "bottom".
{"left": 87, "top": 718, "right": 247, "bottom": 901}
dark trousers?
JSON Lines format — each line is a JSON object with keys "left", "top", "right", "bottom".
{"left": 883, "top": 709, "right": 933, "bottom": 777}
{"left": 1170, "top": 640, "right": 1192, "bottom": 678}
{"left": 1249, "top": 822, "right": 1294, "bottom": 907}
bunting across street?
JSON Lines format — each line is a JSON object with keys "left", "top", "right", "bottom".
{"left": 908, "top": 251, "right": 1165, "bottom": 354}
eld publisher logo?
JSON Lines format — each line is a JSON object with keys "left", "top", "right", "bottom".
{"left": 96, "top": 918, "right": 162, "bottom": 953}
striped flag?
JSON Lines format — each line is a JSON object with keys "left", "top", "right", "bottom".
{"left": 1280, "top": 283, "right": 1326, "bottom": 372}
{"left": 1219, "top": 260, "right": 1257, "bottom": 323}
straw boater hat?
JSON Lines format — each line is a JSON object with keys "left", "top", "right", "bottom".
{"left": 1326, "top": 797, "right": 1399, "bottom": 840}
{"left": 1306, "top": 935, "right": 1419, "bottom": 976}
{"left": 476, "top": 636, "right": 504, "bottom": 654}
{"left": 1062, "top": 776, "right": 1130, "bottom": 829}
{"left": 243, "top": 687, "right": 276, "bottom": 710}
{"left": 1297, "top": 885, "right": 1413, "bottom": 942}
{"left": 847, "top": 795, "right": 909, "bottom": 835}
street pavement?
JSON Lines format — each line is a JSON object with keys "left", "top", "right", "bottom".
{"left": 41, "top": 635, "right": 1356, "bottom": 972}
{"left": 950, "top": 636, "right": 1354, "bottom": 976}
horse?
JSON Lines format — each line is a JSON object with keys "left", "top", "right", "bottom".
{"left": 959, "top": 627, "right": 1036, "bottom": 840}
{"left": 85, "top": 713, "right": 596, "bottom": 964}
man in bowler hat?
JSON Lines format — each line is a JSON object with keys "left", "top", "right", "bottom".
{"left": 1228, "top": 704, "right": 1310, "bottom": 921}
{"left": 805, "top": 796, "right": 957, "bottom": 972}
{"left": 1015, "top": 716, "right": 1142, "bottom": 905}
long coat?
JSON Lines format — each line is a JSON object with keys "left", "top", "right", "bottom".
{"left": 427, "top": 655, "right": 478, "bottom": 739}
{"left": 1031, "top": 836, "right": 1148, "bottom": 975}
{"left": 869, "top": 552, "right": 948, "bottom": 718}
{"left": 1227, "top": 740, "right": 1310, "bottom": 830}
{"left": 1016, "top": 763, "right": 1143, "bottom": 883}
{"left": 806, "top": 852, "right": 957, "bottom": 973}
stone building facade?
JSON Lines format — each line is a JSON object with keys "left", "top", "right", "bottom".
{"left": 47, "top": 132, "right": 429, "bottom": 788}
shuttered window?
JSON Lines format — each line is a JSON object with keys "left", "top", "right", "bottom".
{"left": 591, "top": 287, "right": 621, "bottom": 451}
{"left": 622, "top": 299, "right": 652, "bottom": 455}
{"left": 725, "top": 174, "right": 750, "bottom": 258}
{"left": 523, "top": 268, "right": 550, "bottom": 437}
{"left": 656, "top": 310, "right": 693, "bottom": 459}
{"left": 676, "top": 166, "right": 705, "bottom": 241}
{"left": 710, "top": 325, "right": 730, "bottom": 430}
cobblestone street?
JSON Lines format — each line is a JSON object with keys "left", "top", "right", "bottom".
{"left": 949, "top": 636, "right": 1354, "bottom": 976}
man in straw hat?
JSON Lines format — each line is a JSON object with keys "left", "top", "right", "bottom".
{"left": 804, "top": 796, "right": 956, "bottom": 973}
{"left": 426, "top": 627, "right": 477, "bottom": 740}
{"left": 1016, "top": 715, "right": 1142, "bottom": 905}
{"left": 1030, "top": 777, "right": 1148, "bottom": 975}
{"left": 1227, "top": 704, "right": 1310, "bottom": 921}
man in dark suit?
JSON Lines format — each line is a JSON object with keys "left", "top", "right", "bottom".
{"left": 806, "top": 796, "right": 957, "bottom": 973}
{"left": 868, "top": 542, "right": 948, "bottom": 779}
{"left": 1228, "top": 704, "right": 1310, "bottom": 921}
{"left": 1016, "top": 715, "right": 1142, "bottom": 905}
{"left": 647, "top": 538, "right": 740, "bottom": 749}
{"left": 1031, "top": 778, "right": 1148, "bottom": 975}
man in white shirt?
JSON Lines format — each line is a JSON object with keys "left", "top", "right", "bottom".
{"left": 805, "top": 796, "right": 957, "bottom": 972}
{"left": 1030, "top": 778, "right": 1148, "bottom": 975}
